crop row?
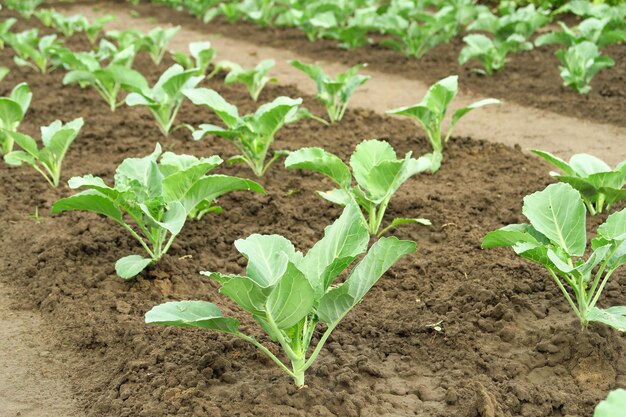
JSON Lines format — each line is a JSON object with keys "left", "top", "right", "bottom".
{"left": 1, "top": 2, "right": 625, "bottom": 412}
{"left": 126, "top": 0, "right": 626, "bottom": 95}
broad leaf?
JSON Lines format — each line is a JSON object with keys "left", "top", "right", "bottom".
{"left": 266, "top": 263, "right": 315, "bottom": 329}
{"left": 145, "top": 301, "right": 240, "bottom": 334}
{"left": 522, "top": 183, "right": 586, "bottom": 256}
{"left": 317, "top": 237, "right": 416, "bottom": 324}
{"left": 115, "top": 255, "right": 153, "bottom": 280}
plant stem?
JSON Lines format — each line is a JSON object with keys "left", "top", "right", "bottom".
{"left": 547, "top": 269, "right": 581, "bottom": 318}
{"left": 302, "top": 322, "right": 338, "bottom": 372}
{"left": 236, "top": 333, "right": 296, "bottom": 379}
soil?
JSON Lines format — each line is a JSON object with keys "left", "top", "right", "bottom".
{"left": 90, "top": 0, "right": 626, "bottom": 129}
{"left": 1, "top": 5, "right": 625, "bottom": 417}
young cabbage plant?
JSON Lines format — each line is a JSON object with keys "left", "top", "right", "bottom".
{"left": 52, "top": 144, "right": 264, "bottom": 280}
{"left": 35, "top": 10, "right": 88, "bottom": 37}
{"left": 483, "top": 183, "right": 626, "bottom": 332}
{"left": 5, "top": 0, "right": 44, "bottom": 18}
{"left": 145, "top": 203, "right": 416, "bottom": 387}
{"left": 171, "top": 41, "right": 216, "bottom": 75}
{"left": 555, "top": 41, "right": 614, "bottom": 94}
{"left": 0, "top": 18, "right": 17, "bottom": 49}
{"left": 184, "top": 88, "right": 302, "bottom": 176}
{"left": 0, "top": 82, "right": 32, "bottom": 154}
{"left": 84, "top": 15, "right": 116, "bottom": 45}
{"left": 535, "top": 18, "right": 626, "bottom": 49}
{"left": 594, "top": 389, "right": 626, "bottom": 417}
{"left": 5, "top": 30, "right": 63, "bottom": 74}
{"left": 3, "top": 118, "right": 83, "bottom": 187}
{"left": 387, "top": 75, "right": 500, "bottom": 172}
{"left": 459, "top": 33, "right": 532, "bottom": 75}
{"left": 285, "top": 139, "right": 431, "bottom": 237}
{"left": 143, "top": 26, "right": 181, "bottom": 65}
{"left": 532, "top": 150, "right": 626, "bottom": 215}
{"left": 60, "top": 46, "right": 141, "bottom": 111}
{"left": 124, "top": 64, "right": 204, "bottom": 136}
{"left": 214, "top": 59, "right": 276, "bottom": 101}
{"left": 382, "top": 8, "right": 460, "bottom": 59}
{"left": 289, "top": 60, "right": 370, "bottom": 123}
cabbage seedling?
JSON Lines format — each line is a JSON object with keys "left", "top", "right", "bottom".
{"left": 143, "top": 26, "right": 180, "bottom": 65}
{"left": 0, "top": 18, "right": 17, "bottom": 49}
{"left": 214, "top": 59, "right": 276, "bottom": 101}
{"left": 145, "top": 203, "right": 416, "bottom": 387}
{"left": 5, "top": 0, "right": 44, "bottom": 18}
{"left": 84, "top": 15, "right": 115, "bottom": 45}
{"left": 595, "top": 389, "right": 626, "bottom": 417}
{"left": 289, "top": 60, "right": 369, "bottom": 123}
{"left": 286, "top": 139, "right": 431, "bottom": 236}
{"left": 460, "top": 4, "right": 549, "bottom": 74}
{"left": 60, "top": 46, "right": 141, "bottom": 111}
{"left": 172, "top": 41, "right": 216, "bottom": 75}
{"left": 52, "top": 144, "right": 264, "bottom": 279}
{"left": 0, "top": 82, "right": 32, "bottom": 154}
{"left": 5, "top": 29, "right": 63, "bottom": 74}
{"left": 382, "top": 8, "right": 459, "bottom": 59}
{"left": 532, "top": 150, "right": 626, "bottom": 215}
{"left": 124, "top": 64, "right": 203, "bottom": 136}
{"left": 459, "top": 33, "right": 533, "bottom": 75}
{"left": 35, "top": 10, "right": 88, "bottom": 38}
{"left": 555, "top": 41, "right": 614, "bottom": 94}
{"left": 184, "top": 88, "right": 302, "bottom": 176}
{"left": 106, "top": 26, "right": 179, "bottom": 65}
{"left": 483, "top": 183, "right": 626, "bottom": 331}
{"left": 535, "top": 18, "right": 626, "bottom": 49}
{"left": 3, "top": 118, "right": 83, "bottom": 187}
{"left": 387, "top": 75, "right": 500, "bottom": 172}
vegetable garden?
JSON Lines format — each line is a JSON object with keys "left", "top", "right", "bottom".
{"left": 0, "top": 0, "right": 625, "bottom": 416}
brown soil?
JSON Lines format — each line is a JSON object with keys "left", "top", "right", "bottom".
{"left": 1, "top": 6, "right": 625, "bottom": 417}
{"left": 94, "top": 0, "right": 626, "bottom": 128}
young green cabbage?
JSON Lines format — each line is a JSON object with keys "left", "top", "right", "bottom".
{"left": 52, "top": 144, "right": 264, "bottom": 279}
{"left": 124, "top": 64, "right": 204, "bottom": 136}
{"left": 0, "top": 82, "right": 32, "bottom": 154}
{"left": 460, "top": 4, "right": 549, "bottom": 74}
{"left": 387, "top": 75, "right": 500, "bottom": 172}
{"left": 3, "top": 118, "right": 83, "bottom": 187}
{"left": 59, "top": 46, "right": 140, "bottom": 111}
{"left": 145, "top": 203, "right": 416, "bottom": 387}
{"left": 289, "top": 60, "right": 369, "bottom": 123}
{"left": 0, "top": 18, "right": 17, "bottom": 49}
{"left": 143, "top": 26, "right": 181, "bottom": 65}
{"left": 171, "top": 41, "right": 216, "bottom": 75}
{"left": 483, "top": 183, "right": 626, "bottom": 331}
{"left": 5, "top": 29, "right": 63, "bottom": 74}
{"left": 35, "top": 10, "right": 88, "bottom": 38}
{"left": 184, "top": 88, "right": 302, "bottom": 176}
{"left": 555, "top": 41, "right": 614, "bottom": 94}
{"left": 285, "top": 139, "right": 431, "bottom": 236}
{"left": 532, "top": 150, "right": 626, "bottom": 215}
{"left": 5, "top": 0, "right": 44, "bottom": 18}
{"left": 535, "top": 18, "right": 626, "bottom": 49}
{"left": 106, "top": 26, "right": 180, "bottom": 65}
{"left": 459, "top": 33, "right": 532, "bottom": 75}
{"left": 214, "top": 59, "right": 276, "bottom": 101}
{"left": 382, "top": 7, "right": 460, "bottom": 59}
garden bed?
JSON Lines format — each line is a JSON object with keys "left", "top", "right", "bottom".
{"left": 91, "top": 0, "right": 626, "bottom": 128}
{"left": 1, "top": 6, "right": 625, "bottom": 417}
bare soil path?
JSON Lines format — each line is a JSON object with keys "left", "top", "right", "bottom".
{"left": 0, "top": 282, "right": 81, "bottom": 417}
{"left": 68, "top": 3, "right": 626, "bottom": 165}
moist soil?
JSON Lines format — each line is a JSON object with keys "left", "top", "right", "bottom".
{"left": 1, "top": 8, "right": 625, "bottom": 417}
{"left": 88, "top": 0, "right": 626, "bottom": 128}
